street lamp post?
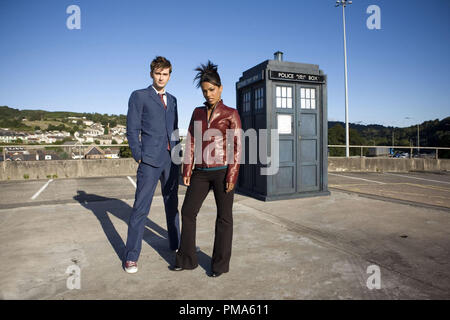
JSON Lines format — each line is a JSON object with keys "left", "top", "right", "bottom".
{"left": 392, "top": 128, "right": 395, "bottom": 147}
{"left": 335, "top": 0, "right": 352, "bottom": 158}
{"left": 405, "top": 117, "right": 420, "bottom": 156}
{"left": 417, "top": 124, "right": 420, "bottom": 153}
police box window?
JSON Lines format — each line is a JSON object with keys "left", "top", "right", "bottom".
{"left": 243, "top": 91, "right": 251, "bottom": 112}
{"left": 254, "top": 87, "right": 264, "bottom": 110}
{"left": 300, "top": 88, "right": 316, "bottom": 109}
{"left": 276, "top": 86, "right": 292, "bottom": 108}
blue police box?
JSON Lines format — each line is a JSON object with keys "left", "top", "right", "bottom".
{"left": 236, "top": 52, "right": 330, "bottom": 201}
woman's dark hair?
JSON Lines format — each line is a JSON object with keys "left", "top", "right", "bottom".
{"left": 194, "top": 60, "right": 221, "bottom": 88}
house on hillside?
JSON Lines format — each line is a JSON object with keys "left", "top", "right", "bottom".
{"left": 47, "top": 135, "right": 66, "bottom": 143}
{"left": 0, "top": 130, "right": 27, "bottom": 143}
{"left": 96, "top": 135, "right": 112, "bottom": 145}
{"left": 6, "top": 151, "right": 34, "bottom": 161}
{"left": 84, "top": 145, "right": 104, "bottom": 159}
{"left": 111, "top": 125, "right": 126, "bottom": 135}
{"left": 111, "top": 135, "right": 125, "bottom": 144}
{"left": 36, "top": 149, "right": 60, "bottom": 161}
{"left": 85, "top": 124, "right": 104, "bottom": 136}
{"left": 83, "top": 123, "right": 104, "bottom": 143}
{"left": 103, "top": 148, "right": 120, "bottom": 159}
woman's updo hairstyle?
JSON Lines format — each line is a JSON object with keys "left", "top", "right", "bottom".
{"left": 194, "top": 60, "right": 222, "bottom": 88}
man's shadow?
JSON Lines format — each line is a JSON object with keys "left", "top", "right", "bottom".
{"left": 73, "top": 190, "right": 212, "bottom": 273}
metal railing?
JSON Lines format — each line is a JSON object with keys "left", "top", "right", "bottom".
{"left": 1, "top": 143, "right": 131, "bottom": 161}
{"left": 2, "top": 143, "right": 450, "bottom": 161}
{"left": 328, "top": 145, "right": 450, "bottom": 159}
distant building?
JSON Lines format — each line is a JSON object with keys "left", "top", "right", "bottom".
{"left": 367, "top": 147, "right": 390, "bottom": 157}
{"left": 83, "top": 123, "right": 104, "bottom": 143}
{"left": 47, "top": 135, "right": 66, "bottom": 143}
{"left": 111, "top": 125, "right": 126, "bottom": 136}
{"left": 85, "top": 124, "right": 104, "bottom": 136}
{"left": 84, "top": 136, "right": 94, "bottom": 143}
{"left": 111, "top": 135, "right": 125, "bottom": 144}
{"left": 96, "top": 135, "right": 112, "bottom": 145}
{"left": 63, "top": 141, "right": 78, "bottom": 146}
{"left": 27, "top": 137, "right": 41, "bottom": 144}
{"left": 6, "top": 154, "right": 25, "bottom": 161}
{"left": 104, "top": 148, "right": 120, "bottom": 159}
{"left": 36, "top": 149, "right": 60, "bottom": 161}
{"left": 0, "top": 130, "right": 27, "bottom": 143}
{"left": 5, "top": 147, "right": 26, "bottom": 153}
{"left": 4, "top": 149, "right": 54, "bottom": 161}
{"left": 71, "top": 153, "right": 84, "bottom": 160}
{"left": 5, "top": 149, "right": 61, "bottom": 161}
{"left": 85, "top": 145, "right": 105, "bottom": 159}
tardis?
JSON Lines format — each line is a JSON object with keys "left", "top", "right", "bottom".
{"left": 235, "top": 52, "right": 330, "bottom": 201}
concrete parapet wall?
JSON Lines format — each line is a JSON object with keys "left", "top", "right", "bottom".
{"left": 1, "top": 158, "right": 449, "bottom": 181}
{"left": 328, "top": 157, "right": 450, "bottom": 173}
{"left": 1, "top": 159, "right": 138, "bottom": 181}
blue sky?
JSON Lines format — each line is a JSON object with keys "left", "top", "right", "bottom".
{"left": 0, "top": 0, "right": 449, "bottom": 130}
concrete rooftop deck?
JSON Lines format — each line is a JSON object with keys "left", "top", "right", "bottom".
{"left": 0, "top": 172, "right": 449, "bottom": 299}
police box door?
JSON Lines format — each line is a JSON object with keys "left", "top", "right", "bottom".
{"left": 296, "top": 85, "right": 320, "bottom": 192}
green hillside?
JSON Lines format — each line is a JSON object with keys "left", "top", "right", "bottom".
{"left": 328, "top": 117, "right": 450, "bottom": 158}
{"left": 1, "top": 106, "right": 448, "bottom": 158}
{"left": 0, "top": 106, "right": 127, "bottom": 132}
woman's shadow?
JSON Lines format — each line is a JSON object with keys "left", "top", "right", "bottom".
{"left": 73, "top": 190, "right": 211, "bottom": 273}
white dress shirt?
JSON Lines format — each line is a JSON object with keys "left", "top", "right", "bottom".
{"left": 152, "top": 85, "right": 167, "bottom": 106}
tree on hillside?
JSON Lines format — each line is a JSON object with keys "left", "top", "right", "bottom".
{"left": 328, "top": 124, "right": 368, "bottom": 156}
{"left": 328, "top": 124, "right": 345, "bottom": 156}
{"left": 119, "top": 146, "right": 132, "bottom": 158}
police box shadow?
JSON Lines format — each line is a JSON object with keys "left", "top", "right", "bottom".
{"left": 73, "top": 190, "right": 194, "bottom": 268}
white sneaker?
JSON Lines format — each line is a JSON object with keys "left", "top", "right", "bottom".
{"left": 124, "top": 261, "right": 138, "bottom": 274}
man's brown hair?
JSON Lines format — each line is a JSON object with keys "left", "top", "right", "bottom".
{"left": 150, "top": 56, "right": 172, "bottom": 74}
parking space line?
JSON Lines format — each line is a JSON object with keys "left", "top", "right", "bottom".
{"left": 329, "top": 183, "right": 372, "bottom": 187}
{"left": 377, "top": 189, "right": 449, "bottom": 201}
{"left": 332, "top": 181, "right": 449, "bottom": 192}
{"left": 328, "top": 173, "right": 386, "bottom": 185}
{"left": 384, "top": 173, "right": 450, "bottom": 185}
{"left": 127, "top": 176, "right": 136, "bottom": 188}
{"left": 401, "top": 182, "right": 450, "bottom": 192}
{"left": 31, "top": 179, "right": 53, "bottom": 200}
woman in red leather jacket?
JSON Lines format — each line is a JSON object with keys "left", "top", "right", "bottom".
{"left": 172, "top": 61, "right": 242, "bottom": 277}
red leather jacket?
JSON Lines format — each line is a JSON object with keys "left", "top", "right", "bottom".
{"left": 183, "top": 100, "right": 242, "bottom": 185}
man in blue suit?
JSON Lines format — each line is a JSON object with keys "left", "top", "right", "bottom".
{"left": 124, "top": 56, "right": 180, "bottom": 274}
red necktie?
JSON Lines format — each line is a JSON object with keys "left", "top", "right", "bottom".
{"left": 159, "top": 93, "right": 170, "bottom": 151}
{"left": 158, "top": 93, "right": 167, "bottom": 110}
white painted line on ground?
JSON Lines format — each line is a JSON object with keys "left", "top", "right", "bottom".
{"left": 384, "top": 173, "right": 450, "bottom": 185}
{"left": 127, "top": 176, "right": 137, "bottom": 188}
{"left": 328, "top": 173, "right": 386, "bottom": 185}
{"left": 31, "top": 179, "right": 53, "bottom": 200}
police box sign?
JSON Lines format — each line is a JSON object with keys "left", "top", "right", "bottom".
{"left": 269, "top": 70, "right": 324, "bottom": 83}
{"left": 236, "top": 71, "right": 264, "bottom": 89}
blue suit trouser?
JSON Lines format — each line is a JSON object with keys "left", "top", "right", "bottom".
{"left": 125, "top": 150, "right": 180, "bottom": 262}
